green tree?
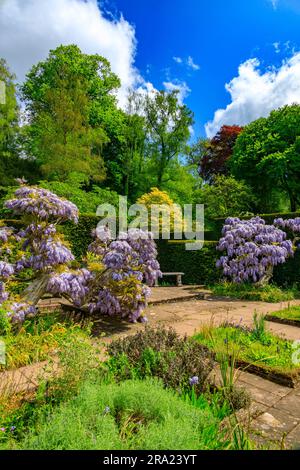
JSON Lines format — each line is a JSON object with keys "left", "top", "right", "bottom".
{"left": 196, "top": 175, "right": 257, "bottom": 219}
{"left": 0, "top": 58, "right": 39, "bottom": 187}
{"left": 21, "top": 44, "right": 121, "bottom": 183}
{"left": 231, "top": 105, "right": 300, "bottom": 212}
{"left": 144, "top": 90, "right": 194, "bottom": 188}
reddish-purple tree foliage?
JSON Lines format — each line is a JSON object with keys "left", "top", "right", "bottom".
{"left": 199, "top": 125, "right": 243, "bottom": 182}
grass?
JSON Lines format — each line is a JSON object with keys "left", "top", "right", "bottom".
{"left": 210, "top": 281, "right": 298, "bottom": 303}
{"left": 268, "top": 305, "right": 300, "bottom": 322}
{"left": 194, "top": 318, "right": 299, "bottom": 375}
{"left": 0, "top": 311, "right": 92, "bottom": 371}
{"left": 6, "top": 378, "right": 232, "bottom": 450}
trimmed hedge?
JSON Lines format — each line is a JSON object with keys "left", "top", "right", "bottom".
{"left": 2, "top": 212, "right": 300, "bottom": 287}
{"left": 273, "top": 249, "right": 300, "bottom": 288}
{"left": 156, "top": 240, "right": 221, "bottom": 285}
{"left": 61, "top": 213, "right": 100, "bottom": 259}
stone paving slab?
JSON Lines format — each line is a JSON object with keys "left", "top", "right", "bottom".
{"left": 237, "top": 370, "right": 291, "bottom": 397}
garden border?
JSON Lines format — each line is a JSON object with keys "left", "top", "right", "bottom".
{"left": 265, "top": 314, "right": 300, "bottom": 329}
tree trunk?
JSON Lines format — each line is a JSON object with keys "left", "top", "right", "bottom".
{"left": 254, "top": 266, "right": 273, "bottom": 287}
{"left": 290, "top": 195, "right": 297, "bottom": 212}
{"left": 21, "top": 274, "right": 50, "bottom": 305}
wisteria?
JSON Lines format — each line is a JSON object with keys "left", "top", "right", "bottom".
{"left": 216, "top": 217, "right": 294, "bottom": 284}
{"left": 274, "top": 218, "right": 300, "bottom": 235}
{"left": 47, "top": 269, "right": 92, "bottom": 307}
{"left": 17, "top": 226, "right": 74, "bottom": 272}
{"left": 5, "top": 186, "right": 78, "bottom": 223}
{"left": 5, "top": 302, "right": 37, "bottom": 323}
{"left": 87, "top": 226, "right": 161, "bottom": 322}
{"left": 0, "top": 185, "right": 161, "bottom": 324}
{"left": 0, "top": 185, "right": 79, "bottom": 323}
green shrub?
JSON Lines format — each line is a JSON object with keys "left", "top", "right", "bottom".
{"left": 107, "top": 326, "right": 215, "bottom": 394}
{"left": 38, "top": 180, "right": 120, "bottom": 214}
{"left": 0, "top": 312, "right": 92, "bottom": 371}
{"left": 17, "top": 379, "right": 224, "bottom": 450}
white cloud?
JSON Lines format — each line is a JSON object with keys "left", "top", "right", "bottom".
{"left": 205, "top": 52, "right": 300, "bottom": 137}
{"left": 0, "top": 0, "right": 146, "bottom": 108}
{"left": 163, "top": 80, "right": 191, "bottom": 104}
{"left": 173, "top": 55, "right": 200, "bottom": 71}
{"left": 187, "top": 56, "right": 200, "bottom": 71}
{"left": 173, "top": 56, "right": 183, "bottom": 64}
{"left": 273, "top": 41, "right": 281, "bottom": 53}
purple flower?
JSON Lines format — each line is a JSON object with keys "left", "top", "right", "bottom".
{"left": 216, "top": 217, "right": 294, "bottom": 283}
{"left": 189, "top": 376, "right": 199, "bottom": 386}
{"left": 103, "top": 406, "right": 111, "bottom": 415}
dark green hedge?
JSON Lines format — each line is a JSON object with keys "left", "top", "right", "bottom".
{"left": 156, "top": 240, "right": 221, "bottom": 285}
{"left": 273, "top": 250, "right": 300, "bottom": 288}
{"left": 61, "top": 213, "right": 100, "bottom": 259}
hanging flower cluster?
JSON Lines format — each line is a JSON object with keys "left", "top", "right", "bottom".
{"left": 87, "top": 226, "right": 161, "bottom": 322}
{"left": 47, "top": 269, "right": 92, "bottom": 307}
{"left": 216, "top": 217, "right": 293, "bottom": 283}
{"left": 1, "top": 186, "right": 79, "bottom": 323}
{"left": 5, "top": 302, "right": 37, "bottom": 323}
{"left": 1, "top": 185, "right": 161, "bottom": 324}
{"left": 274, "top": 218, "right": 300, "bottom": 234}
{"left": 0, "top": 226, "right": 15, "bottom": 305}
{"left": 5, "top": 186, "right": 78, "bottom": 223}
{"left": 16, "top": 224, "right": 74, "bottom": 272}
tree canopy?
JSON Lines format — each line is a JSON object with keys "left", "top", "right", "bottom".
{"left": 231, "top": 105, "right": 300, "bottom": 212}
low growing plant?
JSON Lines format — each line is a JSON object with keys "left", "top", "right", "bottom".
{"left": 14, "top": 379, "right": 228, "bottom": 450}
{"left": 211, "top": 281, "right": 298, "bottom": 302}
{"left": 107, "top": 326, "right": 215, "bottom": 394}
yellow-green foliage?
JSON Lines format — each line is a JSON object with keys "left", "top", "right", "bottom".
{"left": 137, "top": 187, "right": 184, "bottom": 233}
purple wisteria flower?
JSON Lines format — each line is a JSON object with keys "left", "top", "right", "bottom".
{"left": 1, "top": 185, "right": 162, "bottom": 324}
{"left": 6, "top": 302, "right": 37, "bottom": 323}
{"left": 216, "top": 217, "right": 293, "bottom": 283}
{"left": 5, "top": 186, "right": 78, "bottom": 223}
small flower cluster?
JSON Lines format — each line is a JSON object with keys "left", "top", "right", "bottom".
{"left": 0, "top": 282, "right": 8, "bottom": 303}
{"left": 47, "top": 269, "right": 92, "bottom": 306}
{"left": 0, "top": 261, "right": 14, "bottom": 279}
{"left": 274, "top": 217, "right": 300, "bottom": 234}
{"left": 0, "top": 426, "right": 16, "bottom": 433}
{"left": 5, "top": 186, "right": 78, "bottom": 223}
{"left": 87, "top": 226, "right": 161, "bottom": 322}
{"left": 217, "top": 217, "right": 293, "bottom": 283}
{"left": 6, "top": 302, "right": 37, "bottom": 323}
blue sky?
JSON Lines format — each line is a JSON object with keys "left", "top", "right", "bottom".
{"left": 1, "top": 0, "right": 300, "bottom": 139}
{"left": 103, "top": 0, "right": 300, "bottom": 137}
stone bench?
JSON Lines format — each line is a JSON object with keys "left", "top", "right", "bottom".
{"left": 155, "top": 272, "right": 185, "bottom": 287}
